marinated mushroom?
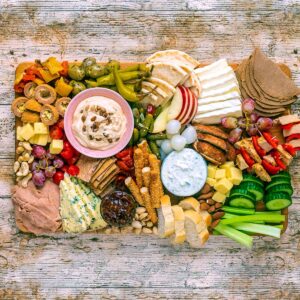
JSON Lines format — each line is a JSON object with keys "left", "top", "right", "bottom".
{"left": 11, "top": 97, "right": 29, "bottom": 117}
{"left": 82, "top": 57, "right": 97, "bottom": 69}
{"left": 40, "top": 104, "right": 59, "bottom": 125}
{"left": 55, "top": 97, "right": 71, "bottom": 116}
{"left": 24, "top": 81, "right": 37, "bottom": 98}
{"left": 68, "top": 64, "right": 85, "bottom": 81}
{"left": 70, "top": 80, "right": 86, "bottom": 96}
{"left": 34, "top": 84, "right": 57, "bottom": 105}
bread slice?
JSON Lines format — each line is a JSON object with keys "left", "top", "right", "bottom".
{"left": 170, "top": 205, "right": 186, "bottom": 244}
{"left": 178, "top": 197, "right": 200, "bottom": 213}
{"left": 157, "top": 195, "right": 175, "bottom": 238}
{"left": 184, "top": 210, "right": 210, "bottom": 248}
{"left": 199, "top": 210, "right": 212, "bottom": 227}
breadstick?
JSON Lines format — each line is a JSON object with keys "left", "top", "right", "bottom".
{"left": 149, "top": 154, "right": 160, "bottom": 174}
{"left": 134, "top": 148, "right": 144, "bottom": 188}
{"left": 150, "top": 170, "right": 163, "bottom": 208}
{"left": 138, "top": 140, "right": 149, "bottom": 166}
{"left": 125, "top": 177, "right": 144, "bottom": 206}
{"left": 140, "top": 187, "right": 157, "bottom": 224}
{"left": 142, "top": 167, "right": 151, "bottom": 188}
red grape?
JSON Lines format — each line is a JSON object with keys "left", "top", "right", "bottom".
{"left": 147, "top": 104, "right": 156, "bottom": 115}
{"left": 247, "top": 124, "right": 258, "bottom": 136}
{"left": 32, "top": 145, "right": 46, "bottom": 159}
{"left": 228, "top": 128, "right": 243, "bottom": 144}
{"left": 221, "top": 117, "right": 238, "bottom": 129}
{"left": 32, "top": 170, "right": 46, "bottom": 187}
{"left": 53, "top": 157, "right": 64, "bottom": 169}
{"left": 45, "top": 166, "right": 56, "bottom": 178}
{"left": 257, "top": 117, "right": 273, "bottom": 131}
{"left": 249, "top": 113, "right": 259, "bottom": 124}
{"left": 242, "top": 98, "right": 255, "bottom": 114}
{"left": 237, "top": 117, "right": 246, "bottom": 129}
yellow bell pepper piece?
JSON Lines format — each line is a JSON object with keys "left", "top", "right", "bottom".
{"left": 55, "top": 77, "right": 73, "bottom": 97}
{"left": 33, "top": 78, "right": 45, "bottom": 85}
{"left": 15, "top": 62, "right": 34, "bottom": 85}
{"left": 38, "top": 68, "right": 60, "bottom": 83}
{"left": 43, "top": 57, "right": 63, "bottom": 75}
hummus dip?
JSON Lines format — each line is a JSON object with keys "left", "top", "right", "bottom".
{"left": 72, "top": 96, "right": 127, "bottom": 150}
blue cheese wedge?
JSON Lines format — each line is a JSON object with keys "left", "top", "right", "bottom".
{"left": 161, "top": 148, "right": 207, "bottom": 197}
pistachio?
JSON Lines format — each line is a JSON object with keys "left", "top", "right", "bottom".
{"left": 134, "top": 213, "right": 139, "bottom": 220}
{"left": 142, "top": 227, "right": 152, "bottom": 234}
{"left": 16, "top": 162, "right": 29, "bottom": 177}
{"left": 20, "top": 173, "right": 32, "bottom": 188}
{"left": 16, "top": 146, "right": 25, "bottom": 154}
{"left": 136, "top": 207, "right": 146, "bottom": 214}
{"left": 14, "top": 161, "right": 20, "bottom": 173}
{"left": 139, "top": 212, "right": 148, "bottom": 220}
{"left": 131, "top": 220, "right": 142, "bottom": 229}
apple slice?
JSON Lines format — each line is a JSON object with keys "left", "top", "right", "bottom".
{"left": 175, "top": 86, "right": 191, "bottom": 123}
{"left": 153, "top": 103, "right": 171, "bottom": 133}
{"left": 167, "top": 87, "right": 183, "bottom": 121}
{"left": 183, "top": 89, "right": 198, "bottom": 125}
{"left": 180, "top": 88, "right": 194, "bottom": 125}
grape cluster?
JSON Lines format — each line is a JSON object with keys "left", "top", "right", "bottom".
{"left": 221, "top": 99, "right": 273, "bottom": 144}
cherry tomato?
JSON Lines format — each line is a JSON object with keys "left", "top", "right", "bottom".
{"left": 53, "top": 171, "right": 64, "bottom": 185}
{"left": 57, "top": 119, "right": 65, "bottom": 130}
{"left": 117, "top": 160, "right": 130, "bottom": 171}
{"left": 63, "top": 141, "right": 72, "bottom": 150}
{"left": 67, "top": 165, "right": 80, "bottom": 176}
{"left": 67, "top": 156, "right": 79, "bottom": 166}
{"left": 147, "top": 104, "right": 156, "bottom": 115}
{"left": 60, "top": 165, "right": 68, "bottom": 173}
{"left": 50, "top": 126, "right": 64, "bottom": 140}
{"left": 60, "top": 148, "right": 74, "bottom": 160}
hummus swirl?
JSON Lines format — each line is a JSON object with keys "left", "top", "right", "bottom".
{"left": 72, "top": 96, "right": 127, "bottom": 150}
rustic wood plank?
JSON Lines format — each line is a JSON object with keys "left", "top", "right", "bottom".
{"left": 0, "top": 0, "right": 300, "bottom": 299}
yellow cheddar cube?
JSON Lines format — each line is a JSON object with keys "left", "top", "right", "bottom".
{"left": 49, "top": 139, "right": 63, "bottom": 154}
{"left": 220, "top": 161, "right": 234, "bottom": 171}
{"left": 17, "top": 126, "right": 24, "bottom": 141}
{"left": 212, "top": 191, "right": 226, "bottom": 203}
{"left": 20, "top": 123, "right": 35, "bottom": 141}
{"left": 214, "top": 178, "right": 233, "bottom": 194}
{"left": 227, "top": 167, "right": 243, "bottom": 185}
{"left": 215, "top": 169, "right": 226, "bottom": 180}
{"left": 206, "top": 178, "right": 217, "bottom": 187}
{"left": 34, "top": 122, "right": 49, "bottom": 135}
{"left": 207, "top": 164, "right": 217, "bottom": 178}
{"left": 29, "top": 134, "right": 48, "bottom": 146}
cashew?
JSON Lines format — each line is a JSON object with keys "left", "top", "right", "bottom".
{"left": 22, "top": 142, "right": 32, "bottom": 151}
{"left": 16, "top": 146, "right": 25, "bottom": 154}
{"left": 16, "top": 162, "right": 29, "bottom": 177}
{"left": 14, "top": 161, "right": 20, "bottom": 173}
{"left": 16, "top": 176, "right": 22, "bottom": 183}
{"left": 28, "top": 155, "right": 34, "bottom": 164}
{"left": 18, "top": 156, "right": 24, "bottom": 163}
{"left": 20, "top": 173, "right": 32, "bottom": 188}
{"left": 22, "top": 153, "right": 31, "bottom": 162}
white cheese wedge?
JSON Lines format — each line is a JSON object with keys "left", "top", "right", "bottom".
{"left": 195, "top": 59, "right": 228, "bottom": 76}
{"left": 197, "top": 66, "right": 234, "bottom": 83}
{"left": 200, "top": 83, "right": 240, "bottom": 99}
{"left": 200, "top": 72, "right": 238, "bottom": 91}
{"left": 193, "top": 106, "right": 242, "bottom": 124}
{"left": 197, "top": 99, "right": 241, "bottom": 114}
{"left": 198, "top": 91, "right": 240, "bottom": 105}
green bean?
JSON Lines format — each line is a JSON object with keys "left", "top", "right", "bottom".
{"left": 153, "top": 106, "right": 162, "bottom": 119}
{"left": 149, "top": 141, "right": 160, "bottom": 157}
{"left": 139, "top": 114, "right": 153, "bottom": 137}
{"left": 147, "top": 133, "right": 167, "bottom": 140}
{"left": 133, "top": 128, "right": 139, "bottom": 144}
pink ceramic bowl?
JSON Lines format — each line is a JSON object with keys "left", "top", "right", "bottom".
{"left": 64, "top": 88, "right": 134, "bottom": 158}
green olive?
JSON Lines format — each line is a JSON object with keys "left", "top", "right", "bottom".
{"left": 85, "top": 64, "right": 107, "bottom": 79}
{"left": 82, "top": 57, "right": 97, "bottom": 69}
{"left": 68, "top": 64, "right": 85, "bottom": 81}
{"left": 70, "top": 80, "right": 86, "bottom": 96}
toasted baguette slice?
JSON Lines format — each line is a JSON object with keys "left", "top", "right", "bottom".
{"left": 158, "top": 195, "right": 175, "bottom": 238}
{"left": 199, "top": 210, "right": 212, "bottom": 227}
{"left": 184, "top": 210, "right": 210, "bottom": 248}
{"left": 179, "top": 197, "right": 200, "bottom": 213}
{"left": 170, "top": 205, "right": 186, "bottom": 244}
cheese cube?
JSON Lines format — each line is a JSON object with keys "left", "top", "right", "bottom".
{"left": 215, "top": 169, "right": 226, "bottom": 180}
{"left": 212, "top": 191, "right": 226, "bottom": 203}
{"left": 34, "top": 122, "right": 49, "bottom": 135}
{"left": 16, "top": 126, "right": 24, "bottom": 141}
{"left": 206, "top": 178, "right": 217, "bottom": 187}
{"left": 20, "top": 123, "right": 35, "bottom": 141}
{"left": 227, "top": 167, "right": 243, "bottom": 185}
{"left": 49, "top": 139, "right": 63, "bottom": 154}
{"left": 29, "top": 134, "right": 48, "bottom": 146}
{"left": 214, "top": 178, "right": 233, "bottom": 194}
{"left": 207, "top": 164, "right": 217, "bottom": 178}
{"left": 220, "top": 161, "right": 234, "bottom": 171}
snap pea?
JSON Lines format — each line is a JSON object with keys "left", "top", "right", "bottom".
{"left": 139, "top": 114, "right": 153, "bottom": 137}
{"left": 133, "top": 128, "right": 139, "bottom": 144}
{"left": 149, "top": 119, "right": 154, "bottom": 133}
{"left": 149, "top": 141, "right": 160, "bottom": 157}
{"left": 153, "top": 105, "right": 162, "bottom": 119}
{"left": 132, "top": 108, "right": 140, "bottom": 126}
{"left": 147, "top": 133, "right": 167, "bottom": 141}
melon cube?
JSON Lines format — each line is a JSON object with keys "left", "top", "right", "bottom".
{"left": 16, "top": 126, "right": 24, "bottom": 141}
{"left": 29, "top": 134, "right": 48, "bottom": 146}
{"left": 215, "top": 169, "right": 226, "bottom": 180}
{"left": 20, "top": 123, "right": 35, "bottom": 141}
{"left": 34, "top": 122, "right": 49, "bottom": 135}
{"left": 206, "top": 178, "right": 217, "bottom": 187}
{"left": 207, "top": 164, "right": 217, "bottom": 178}
{"left": 227, "top": 167, "right": 243, "bottom": 185}
{"left": 214, "top": 178, "right": 233, "bottom": 194}
{"left": 49, "top": 139, "right": 63, "bottom": 154}
{"left": 212, "top": 191, "right": 226, "bottom": 203}
{"left": 220, "top": 161, "right": 234, "bottom": 171}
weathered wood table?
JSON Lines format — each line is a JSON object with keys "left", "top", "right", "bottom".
{"left": 0, "top": 1, "right": 299, "bottom": 299}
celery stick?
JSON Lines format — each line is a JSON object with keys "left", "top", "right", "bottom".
{"left": 230, "top": 223, "right": 281, "bottom": 238}
{"left": 255, "top": 211, "right": 281, "bottom": 215}
{"left": 212, "top": 230, "right": 221, "bottom": 235}
{"left": 223, "top": 213, "right": 265, "bottom": 223}
{"left": 222, "top": 206, "right": 255, "bottom": 215}
{"left": 214, "top": 223, "right": 253, "bottom": 248}
{"left": 220, "top": 214, "right": 285, "bottom": 225}
{"left": 274, "top": 224, "right": 284, "bottom": 230}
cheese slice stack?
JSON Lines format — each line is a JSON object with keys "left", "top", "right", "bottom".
{"left": 193, "top": 59, "right": 242, "bottom": 124}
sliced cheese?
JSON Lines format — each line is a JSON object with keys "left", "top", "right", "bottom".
{"left": 199, "top": 71, "right": 237, "bottom": 91}
{"left": 195, "top": 59, "right": 228, "bottom": 76}
{"left": 198, "top": 91, "right": 240, "bottom": 105}
{"left": 288, "top": 139, "right": 300, "bottom": 148}
{"left": 283, "top": 123, "right": 300, "bottom": 137}
{"left": 197, "top": 99, "right": 241, "bottom": 115}
{"left": 277, "top": 114, "right": 300, "bottom": 125}
{"left": 170, "top": 205, "right": 186, "bottom": 244}
{"left": 197, "top": 66, "right": 234, "bottom": 82}
{"left": 158, "top": 195, "right": 175, "bottom": 238}
{"left": 178, "top": 197, "right": 200, "bottom": 213}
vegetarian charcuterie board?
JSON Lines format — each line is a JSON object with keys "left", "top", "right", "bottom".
{"left": 11, "top": 49, "right": 300, "bottom": 248}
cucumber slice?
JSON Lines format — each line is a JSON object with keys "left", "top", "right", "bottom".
{"left": 229, "top": 197, "right": 255, "bottom": 209}
{"left": 242, "top": 174, "right": 264, "bottom": 187}
{"left": 265, "top": 192, "right": 292, "bottom": 210}
{"left": 230, "top": 187, "right": 255, "bottom": 200}
{"left": 266, "top": 180, "right": 292, "bottom": 191}
{"left": 238, "top": 182, "right": 264, "bottom": 201}
{"left": 270, "top": 171, "right": 291, "bottom": 180}
{"left": 266, "top": 183, "right": 293, "bottom": 197}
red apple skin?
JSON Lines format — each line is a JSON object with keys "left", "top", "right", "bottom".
{"left": 185, "top": 90, "right": 198, "bottom": 124}
{"left": 181, "top": 89, "right": 197, "bottom": 125}
{"left": 176, "top": 86, "right": 190, "bottom": 123}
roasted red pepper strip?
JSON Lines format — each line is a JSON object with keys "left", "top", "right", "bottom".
{"left": 59, "top": 61, "right": 69, "bottom": 77}
{"left": 281, "top": 121, "right": 300, "bottom": 130}
{"left": 14, "top": 81, "right": 25, "bottom": 93}
{"left": 115, "top": 148, "right": 132, "bottom": 159}
{"left": 240, "top": 147, "right": 255, "bottom": 167}
{"left": 286, "top": 133, "right": 300, "bottom": 143}
{"left": 282, "top": 143, "right": 296, "bottom": 156}
{"left": 22, "top": 74, "right": 36, "bottom": 82}
{"left": 25, "top": 65, "right": 43, "bottom": 79}
{"left": 252, "top": 136, "right": 266, "bottom": 157}
{"left": 262, "top": 159, "right": 281, "bottom": 175}
{"left": 262, "top": 132, "right": 279, "bottom": 149}
{"left": 117, "top": 160, "right": 130, "bottom": 171}
{"left": 271, "top": 151, "right": 286, "bottom": 170}
{"left": 294, "top": 147, "right": 300, "bottom": 151}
